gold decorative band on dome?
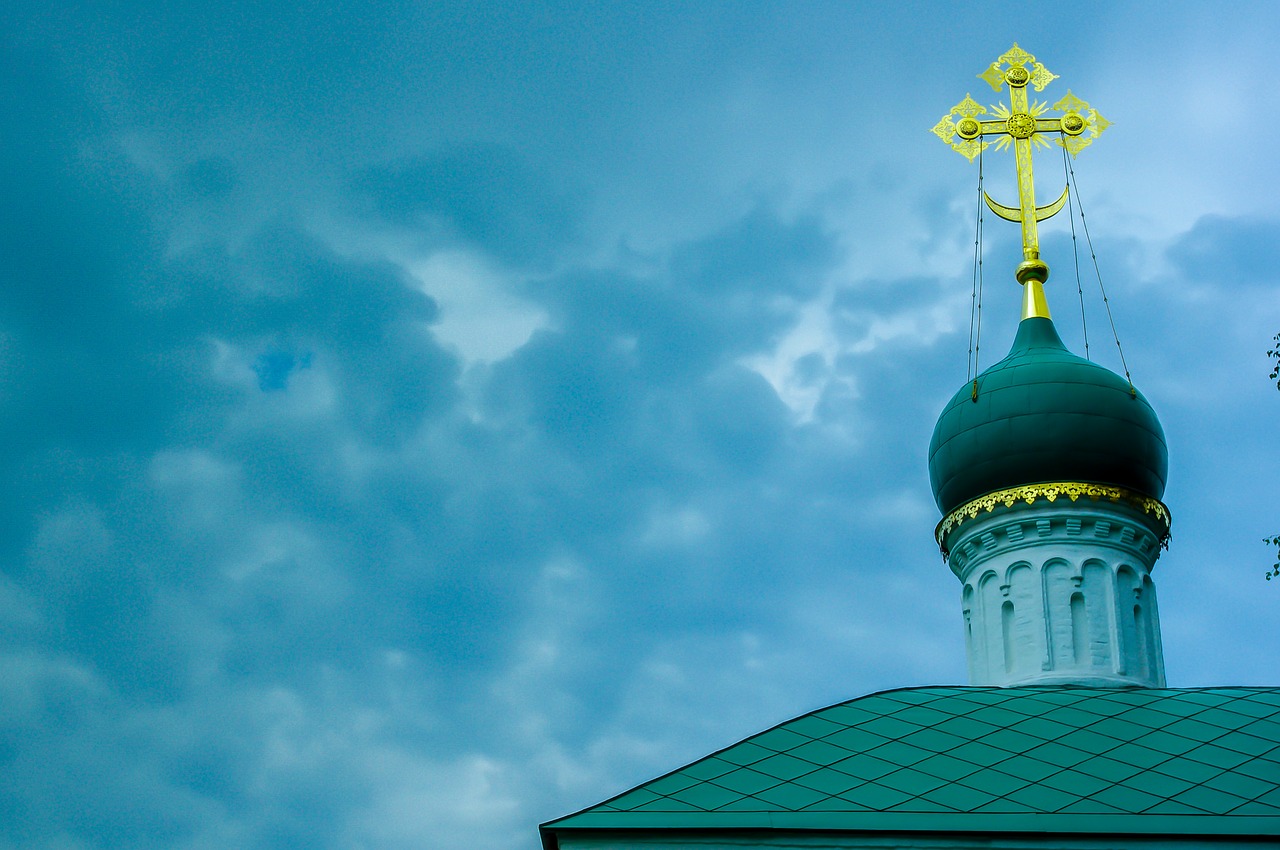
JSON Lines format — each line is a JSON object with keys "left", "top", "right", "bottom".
{"left": 935, "top": 482, "right": 1171, "bottom": 553}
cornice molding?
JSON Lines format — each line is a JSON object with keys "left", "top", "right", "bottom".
{"left": 936, "top": 481, "right": 1171, "bottom": 559}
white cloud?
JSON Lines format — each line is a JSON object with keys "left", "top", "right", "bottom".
{"left": 407, "top": 251, "right": 550, "bottom": 364}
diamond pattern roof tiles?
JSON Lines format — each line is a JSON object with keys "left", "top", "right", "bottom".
{"left": 542, "top": 686, "right": 1280, "bottom": 848}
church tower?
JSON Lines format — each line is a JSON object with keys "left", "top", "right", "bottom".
{"left": 928, "top": 308, "right": 1171, "bottom": 687}
{"left": 928, "top": 43, "right": 1171, "bottom": 688}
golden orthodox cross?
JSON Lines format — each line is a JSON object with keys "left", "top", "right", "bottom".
{"left": 932, "top": 44, "right": 1109, "bottom": 303}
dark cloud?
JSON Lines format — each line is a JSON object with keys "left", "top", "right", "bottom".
{"left": 1166, "top": 215, "right": 1280, "bottom": 286}
{"left": 0, "top": 112, "right": 888, "bottom": 844}
{"left": 670, "top": 207, "right": 835, "bottom": 297}
{"left": 357, "top": 146, "right": 577, "bottom": 267}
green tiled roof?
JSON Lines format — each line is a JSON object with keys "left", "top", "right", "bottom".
{"left": 541, "top": 687, "right": 1280, "bottom": 847}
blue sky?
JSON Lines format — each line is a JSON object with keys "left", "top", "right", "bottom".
{"left": 4, "top": 3, "right": 1280, "bottom": 848}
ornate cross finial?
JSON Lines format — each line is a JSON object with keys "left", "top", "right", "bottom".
{"left": 932, "top": 44, "right": 1109, "bottom": 308}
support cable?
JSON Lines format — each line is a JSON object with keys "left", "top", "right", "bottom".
{"left": 968, "top": 148, "right": 985, "bottom": 398}
{"left": 1062, "top": 147, "right": 1137, "bottom": 396}
{"left": 1062, "top": 143, "right": 1091, "bottom": 361}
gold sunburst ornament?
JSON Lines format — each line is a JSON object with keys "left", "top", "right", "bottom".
{"left": 932, "top": 44, "right": 1110, "bottom": 288}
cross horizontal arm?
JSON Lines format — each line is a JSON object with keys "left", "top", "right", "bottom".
{"left": 973, "top": 118, "right": 1063, "bottom": 137}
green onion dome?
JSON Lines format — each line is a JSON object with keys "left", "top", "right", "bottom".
{"left": 928, "top": 317, "right": 1168, "bottom": 516}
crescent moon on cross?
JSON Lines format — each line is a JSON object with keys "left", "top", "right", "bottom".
{"left": 983, "top": 183, "right": 1069, "bottom": 224}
